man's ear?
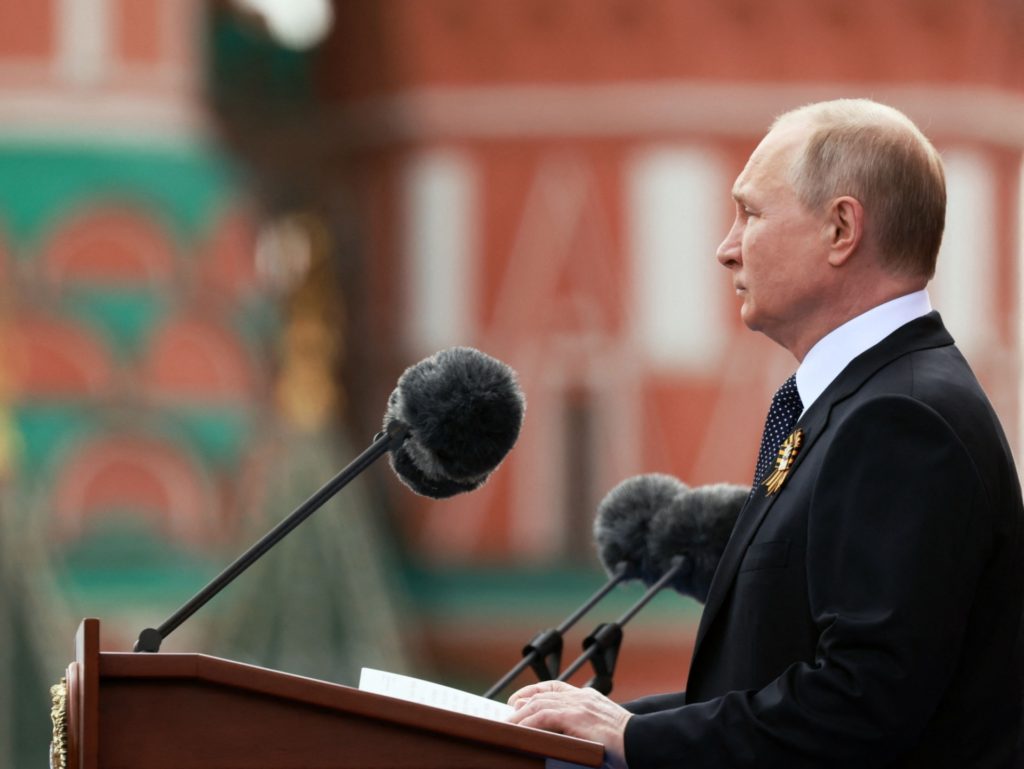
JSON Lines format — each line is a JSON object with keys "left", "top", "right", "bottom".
{"left": 825, "top": 196, "right": 864, "bottom": 267}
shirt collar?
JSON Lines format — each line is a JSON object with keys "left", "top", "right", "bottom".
{"left": 795, "top": 290, "right": 932, "bottom": 414}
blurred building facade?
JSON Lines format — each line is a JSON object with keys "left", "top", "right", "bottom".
{"left": 283, "top": 0, "right": 1024, "bottom": 564}
{"left": 0, "top": 0, "right": 1022, "bottom": 764}
{"left": 209, "top": 0, "right": 1023, "bottom": 698}
{"left": 0, "top": 2, "right": 412, "bottom": 765}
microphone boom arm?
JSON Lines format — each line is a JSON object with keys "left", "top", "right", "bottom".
{"left": 482, "top": 561, "right": 629, "bottom": 699}
{"left": 133, "top": 422, "right": 410, "bottom": 653}
{"left": 557, "top": 555, "right": 688, "bottom": 694}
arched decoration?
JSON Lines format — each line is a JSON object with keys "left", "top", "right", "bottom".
{"left": 50, "top": 432, "right": 220, "bottom": 549}
{"left": 196, "top": 204, "right": 261, "bottom": 300}
{"left": 140, "top": 312, "right": 261, "bottom": 403}
{"left": 41, "top": 203, "right": 179, "bottom": 289}
{"left": 3, "top": 313, "right": 114, "bottom": 398}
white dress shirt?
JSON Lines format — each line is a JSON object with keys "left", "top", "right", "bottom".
{"left": 795, "top": 290, "right": 933, "bottom": 415}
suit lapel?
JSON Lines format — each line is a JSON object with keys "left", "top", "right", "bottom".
{"left": 687, "top": 313, "right": 954, "bottom": 672}
{"left": 690, "top": 405, "right": 831, "bottom": 655}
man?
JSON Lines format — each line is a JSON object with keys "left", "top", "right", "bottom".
{"left": 507, "top": 99, "right": 1024, "bottom": 767}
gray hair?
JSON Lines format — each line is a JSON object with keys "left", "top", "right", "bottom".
{"left": 773, "top": 99, "right": 946, "bottom": 279}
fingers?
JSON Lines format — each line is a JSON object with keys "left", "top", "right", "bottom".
{"left": 508, "top": 680, "right": 576, "bottom": 709}
{"left": 507, "top": 689, "right": 580, "bottom": 732}
{"left": 505, "top": 684, "right": 631, "bottom": 769}
{"left": 507, "top": 685, "right": 620, "bottom": 729}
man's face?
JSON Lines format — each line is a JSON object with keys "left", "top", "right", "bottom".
{"left": 716, "top": 121, "right": 833, "bottom": 352}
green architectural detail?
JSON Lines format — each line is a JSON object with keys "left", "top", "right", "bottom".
{"left": 61, "top": 288, "right": 171, "bottom": 360}
{"left": 1, "top": 141, "right": 257, "bottom": 768}
{"left": 11, "top": 405, "right": 97, "bottom": 482}
{"left": 55, "top": 517, "right": 217, "bottom": 611}
{"left": 0, "top": 144, "right": 238, "bottom": 253}
{"left": 170, "top": 406, "right": 254, "bottom": 468}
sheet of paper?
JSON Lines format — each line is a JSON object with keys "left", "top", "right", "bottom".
{"left": 359, "top": 667, "right": 514, "bottom": 722}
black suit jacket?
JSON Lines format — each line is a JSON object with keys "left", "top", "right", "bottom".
{"left": 625, "top": 314, "right": 1024, "bottom": 768}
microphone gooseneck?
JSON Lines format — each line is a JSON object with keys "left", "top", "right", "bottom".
{"left": 133, "top": 421, "right": 410, "bottom": 652}
{"left": 481, "top": 561, "right": 629, "bottom": 700}
{"left": 558, "top": 554, "right": 690, "bottom": 694}
{"left": 483, "top": 474, "right": 686, "bottom": 698}
{"left": 134, "top": 347, "right": 524, "bottom": 653}
{"left": 384, "top": 347, "right": 526, "bottom": 498}
{"left": 558, "top": 480, "right": 749, "bottom": 693}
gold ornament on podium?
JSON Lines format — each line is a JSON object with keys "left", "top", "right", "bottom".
{"left": 50, "top": 677, "right": 68, "bottom": 769}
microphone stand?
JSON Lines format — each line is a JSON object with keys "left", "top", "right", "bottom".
{"left": 482, "top": 561, "right": 629, "bottom": 700}
{"left": 557, "top": 555, "right": 688, "bottom": 695}
{"left": 133, "top": 421, "right": 410, "bottom": 653}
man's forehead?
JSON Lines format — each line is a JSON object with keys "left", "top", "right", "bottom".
{"left": 732, "top": 122, "right": 810, "bottom": 197}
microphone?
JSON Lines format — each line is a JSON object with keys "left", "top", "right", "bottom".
{"left": 483, "top": 474, "right": 687, "bottom": 699}
{"left": 559, "top": 481, "right": 748, "bottom": 693}
{"left": 384, "top": 347, "right": 526, "bottom": 498}
{"left": 594, "top": 473, "right": 689, "bottom": 584}
{"left": 646, "top": 483, "right": 748, "bottom": 603}
{"left": 134, "top": 347, "right": 525, "bottom": 653}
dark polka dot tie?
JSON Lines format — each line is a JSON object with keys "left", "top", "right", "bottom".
{"left": 752, "top": 374, "right": 803, "bottom": 490}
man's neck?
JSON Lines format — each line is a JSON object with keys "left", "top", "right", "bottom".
{"left": 785, "top": 277, "right": 930, "bottom": 362}
{"left": 794, "top": 290, "right": 933, "bottom": 413}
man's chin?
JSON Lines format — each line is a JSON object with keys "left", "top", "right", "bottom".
{"left": 739, "top": 305, "right": 760, "bottom": 332}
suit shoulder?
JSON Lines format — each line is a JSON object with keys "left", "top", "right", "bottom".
{"left": 867, "top": 344, "right": 992, "bottom": 424}
{"left": 848, "top": 346, "right": 1018, "bottom": 505}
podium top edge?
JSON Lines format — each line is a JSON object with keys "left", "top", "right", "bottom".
{"left": 95, "top": 650, "right": 603, "bottom": 767}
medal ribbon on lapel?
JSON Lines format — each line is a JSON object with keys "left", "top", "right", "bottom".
{"left": 763, "top": 428, "right": 803, "bottom": 495}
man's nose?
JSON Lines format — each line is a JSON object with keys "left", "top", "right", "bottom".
{"left": 716, "top": 222, "right": 741, "bottom": 267}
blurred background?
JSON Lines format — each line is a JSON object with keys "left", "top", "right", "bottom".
{"left": 0, "top": 0, "right": 1021, "bottom": 763}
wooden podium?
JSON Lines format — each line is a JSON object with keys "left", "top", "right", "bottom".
{"left": 55, "top": 619, "right": 604, "bottom": 769}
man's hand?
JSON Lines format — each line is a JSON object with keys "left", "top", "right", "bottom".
{"left": 507, "top": 681, "right": 631, "bottom": 769}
